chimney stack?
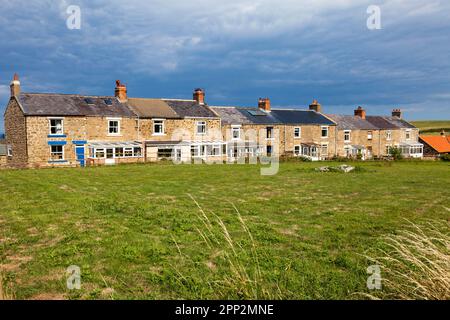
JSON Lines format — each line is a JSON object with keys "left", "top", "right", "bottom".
{"left": 392, "top": 108, "right": 402, "bottom": 118}
{"left": 114, "top": 80, "right": 127, "bottom": 103}
{"left": 10, "top": 73, "right": 21, "bottom": 97}
{"left": 309, "top": 99, "right": 321, "bottom": 113}
{"left": 193, "top": 88, "right": 205, "bottom": 105}
{"left": 354, "top": 106, "right": 366, "bottom": 119}
{"left": 258, "top": 98, "right": 271, "bottom": 112}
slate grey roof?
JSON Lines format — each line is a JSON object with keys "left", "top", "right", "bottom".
{"left": 366, "top": 116, "right": 416, "bottom": 129}
{"left": 326, "top": 114, "right": 378, "bottom": 130}
{"left": 127, "top": 98, "right": 179, "bottom": 119}
{"left": 271, "top": 109, "right": 335, "bottom": 125}
{"left": 210, "top": 107, "right": 254, "bottom": 125}
{"left": 211, "top": 106, "right": 336, "bottom": 125}
{"left": 18, "top": 93, "right": 135, "bottom": 117}
{"left": 164, "top": 100, "right": 218, "bottom": 118}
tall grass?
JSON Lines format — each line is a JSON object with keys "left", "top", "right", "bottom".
{"left": 172, "top": 194, "right": 290, "bottom": 299}
{"left": 365, "top": 220, "right": 449, "bottom": 300}
{"left": 0, "top": 272, "right": 14, "bottom": 300}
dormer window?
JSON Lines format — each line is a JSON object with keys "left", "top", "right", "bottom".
{"left": 49, "top": 118, "right": 64, "bottom": 135}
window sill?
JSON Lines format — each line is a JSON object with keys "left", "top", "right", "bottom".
{"left": 48, "top": 134, "right": 67, "bottom": 138}
{"left": 48, "top": 160, "right": 68, "bottom": 164}
{"left": 152, "top": 133, "right": 166, "bottom": 136}
{"left": 107, "top": 134, "right": 122, "bottom": 137}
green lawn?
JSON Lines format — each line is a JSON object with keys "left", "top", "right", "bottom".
{"left": 0, "top": 161, "right": 449, "bottom": 299}
{"left": 411, "top": 120, "right": 450, "bottom": 135}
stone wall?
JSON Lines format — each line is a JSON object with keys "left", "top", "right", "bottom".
{"left": 4, "top": 98, "right": 28, "bottom": 168}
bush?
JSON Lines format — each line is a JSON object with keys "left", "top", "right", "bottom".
{"left": 388, "top": 147, "right": 403, "bottom": 160}
{"left": 440, "top": 153, "right": 450, "bottom": 161}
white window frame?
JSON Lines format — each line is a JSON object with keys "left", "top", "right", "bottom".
{"left": 153, "top": 119, "right": 165, "bottom": 136}
{"left": 321, "top": 126, "right": 329, "bottom": 138}
{"left": 266, "top": 127, "right": 274, "bottom": 140}
{"left": 49, "top": 117, "right": 64, "bottom": 135}
{"left": 231, "top": 125, "right": 241, "bottom": 141}
{"left": 294, "top": 127, "right": 301, "bottom": 139}
{"left": 405, "top": 129, "right": 411, "bottom": 141}
{"left": 367, "top": 131, "right": 373, "bottom": 140}
{"left": 107, "top": 118, "right": 121, "bottom": 136}
{"left": 50, "top": 145, "right": 64, "bottom": 161}
{"left": 196, "top": 121, "right": 207, "bottom": 135}
{"left": 386, "top": 130, "right": 392, "bottom": 141}
{"left": 7, "top": 145, "right": 12, "bottom": 157}
{"left": 344, "top": 130, "right": 351, "bottom": 143}
{"left": 294, "top": 145, "right": 301, "bottom": 156}
{"left": 321, "top": 143, "right": 328, "bottom": 157}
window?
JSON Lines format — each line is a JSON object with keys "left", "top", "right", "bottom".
{"left": 266, "top": 127, "right": 274, "bottom": 139}
{"left": 134, "top": 147, "right": 142, "bottom": 157}
{"left": 115, "top": 148, "right": 124, "bottom": 157}
{"left": 191, "top": 146, "right": 200, "bottom": 157}
{"left": 124, "top": 148, "right": 133, "bottom": 157}
{"left": 386, "top": 145, "right": 392, "bottom": 155}
{"left": 106, "top": 148, "right": 114, "bottom": 159}
{"left": 231, "top": 126, "right": 240, "bottom": 140}
{"left": 212, "top": 145, "right": 221, "bottom": 156}
{"left": 321, "top": 126, "right": 329, "bottom": 138}
{"left": 7, "top": 145, "right": 12, "bottom": 157}
{"left": 321, "top": 144, "right": 328, "bottom": 157}
{"left": 405, "top": 130, "right": 411, "bottom": 140}
{"left": 344, "top": 130, "right": 351, "bottom": 142}
{"left": 386, "top": 130, "right": 392, "bottom": 141}
{"left": 49, "top": 118, "right": 63, "bottom": 135}
{"left": 196, "top": 121, "right": 206, "bottom": 135}
{"left": 95, "top": 148, "right": 105, "bottom": 158}
{"left": 266, "top": 145, "right": 272, "bottom": 156}
{"left": 108, "top": 119, "right": 120, "bottom": 135}
{"left": 294, "top": 127, "right": 301, "bottom": 138}
{"left": 50, "top": 145, "right": 64, "bottom": 161}
{"left": 153, "top": 120, "right": 165, "bottom": 135}
{"left": 367, "top": 131, "right": 373, "bottom": 140}
{"left": 294, "top": 145, "right": 301, "bottom": 156}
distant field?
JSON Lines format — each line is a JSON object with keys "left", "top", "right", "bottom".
{"left": 411, "top": 120, "right": 450, "bottom": 135}
{"left": 0, "top": 161, "right": 449, "bottom": 299}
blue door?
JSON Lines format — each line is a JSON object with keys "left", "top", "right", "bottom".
{"left": 76, "top": 146, "right": 85, "bottom": 167}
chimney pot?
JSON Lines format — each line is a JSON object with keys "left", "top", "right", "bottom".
{"left": 258, "top": 98, "right": 271, "bottom": 112}
{"left": 114, "top": 80, "right": 127, "bottom": 103}
{"left": 309, "top": 99, "right": 322, "bottom": 113}
{"left": 10, "top": 73, "right": 21, "bottom": 97}
{"left": 354, "top": 106, "right": 366, "bottom": 119}
{"left": 392, "top": 108, "right": 402, "bottom": 118}
{"left": 193, "top": 88, "right": 205, "bottom": 105}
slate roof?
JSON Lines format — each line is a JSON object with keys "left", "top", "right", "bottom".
{"left": 210, "top": 107, "right": 254, "bottom": 125}
{"left": 271, "top": 109, "right": 335, "bottom": 125}
{"left": 366, "top": 116, "right": 415, "bottom": 129}
{"left": 326, "top": 114, "right": 378, "bottom": 130}
{"left": 127, "top": 98, "right": 179, "bottom": 119}
{"left": 164, "top": 100, "right": 218, "bottom": 118}
{"left": 17, "top": 93, "right": 135, "bottom": 117}
{"left": 210, "top": 107, "right": 335, "bottom": 125}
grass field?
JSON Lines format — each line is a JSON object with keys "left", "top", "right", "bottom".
{"left": 411, "top": 120, "right": 450, "bottom": 135}
{"left": 0, "top": 161, "right": 449, "bottom": 299}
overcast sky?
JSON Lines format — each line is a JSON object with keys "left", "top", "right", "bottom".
{"left": 1, "top": 0, "right": 450, "bottom": 132}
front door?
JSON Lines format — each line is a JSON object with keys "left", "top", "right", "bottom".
{"left": 75, "top": 146, "right": 85, "bottom": 167}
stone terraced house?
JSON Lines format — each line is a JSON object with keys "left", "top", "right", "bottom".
{"left": 2, "top": 74, "right": 423, "bottom": 168}
{"left": 327, "top": 107, "right": 423, "bottom": 159}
